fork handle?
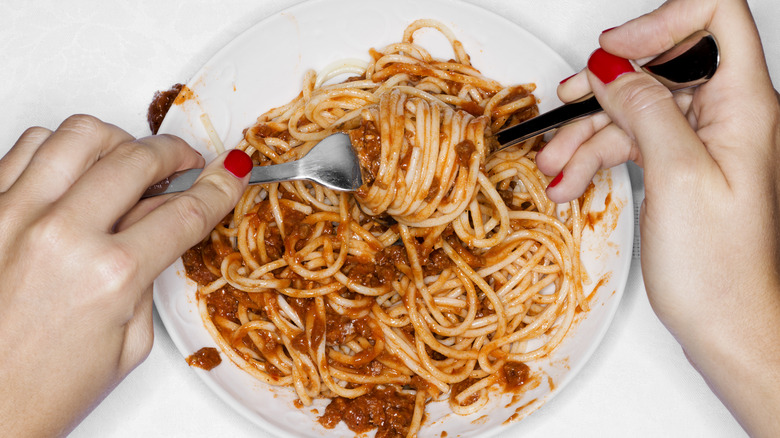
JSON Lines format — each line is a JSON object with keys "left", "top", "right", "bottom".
{"left": 141, "top": 161, "right": 302, "bottom": 198}
{"left": 247, "top": 161, "right": 300, "bottom": 185}
{"left": 141, "top": 168, "right": 202, "bottom": 198}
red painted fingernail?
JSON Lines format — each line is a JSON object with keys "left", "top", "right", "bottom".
{"left": 548, "top": 172, "right": 563, "bottom": 188}
{"left": 601, "top": 27, "right": 616, "bottom": 34}
{"left": 559, "top": 73, "right": 576, "bottom": 84}
{"left": 587, "top": 48, "right": 634, "bottom": 84}
{"left": 223, "top": 149, "right": 253, "bottom": 178}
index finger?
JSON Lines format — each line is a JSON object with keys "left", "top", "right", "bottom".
{"left": 9, "top": 115, "right": 135, "bottom": 205}
{"left": 597, "top": 0, "right": 777, "bottom": 176}
{"left": 0, "top": 127, "right": 52, "bottom": 192}
{"left": 55, "top": 134, "right": 205, "bottom": 231}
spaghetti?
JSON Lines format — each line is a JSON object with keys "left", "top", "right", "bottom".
{"left": 183, "top": 19, "right": 594, "bottom": 438}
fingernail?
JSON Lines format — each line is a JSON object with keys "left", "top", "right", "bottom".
{"left": 548, "top": 171, "right": 563, "bottom": 188}
{"left": 224, "top": 149, "right": 253, "bottom": 178}
{"left": 601, "top": 27, "right": 616, "bottom": 34}
{"left": 587, "top": 48, "right": 634, "bottom": 84}
{"left": 559, "top": 73, "right": 576, "bottom": 84}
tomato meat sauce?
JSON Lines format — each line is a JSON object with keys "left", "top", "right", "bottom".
{"left": 186, "top": 347, "right": 222, "bottom": 371}
{"left": 147, "top": 83, "right": 184, "bottom": 134}
{"left": 318, "top": 386, "right": 416, "bottom": 438}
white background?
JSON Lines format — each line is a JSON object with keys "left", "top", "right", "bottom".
{"left": 1, "top": 1, "right": 777, "bottom": 437}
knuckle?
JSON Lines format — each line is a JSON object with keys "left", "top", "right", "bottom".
{"left": 31, "top": 212, "right": 139, "bottom": 294}
{"left": 92, "top": 243, "right": 139, "bottom": 294}
{"left": 30, "top": 211, "right": 71, "bottom": 249}
{"left": 169, "top": 192, "right": 216, "bottom": 239}
{"left": 595, "top": 130, "right": 634, "bottom": 166}
{"left": 135, "top": 133, "right": 185, "bottom": 152}
{"left": 613, "top": 76, "right": 674, "bottom": 117}
{"left": 152, "top": 133, "right": 187, "bottom": 147}
{"left": 60, "top": 114, "right": 104, "bottom": 136}
{"left": 20, "top": 126, "right": 52, "bottom": 141}
{"left": 199, "top": 170, "right": 241, "bottom": 203}
{"left": 112, "top": 141, "right": 161, "bottom": 173}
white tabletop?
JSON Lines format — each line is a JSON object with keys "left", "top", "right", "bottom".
{"left": 2, "top": 0, "right": 777, "bottom": 437}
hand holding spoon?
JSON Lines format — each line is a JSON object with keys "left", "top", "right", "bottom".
{"left": 142, "top": 30, "right": 718, "bottom": 197}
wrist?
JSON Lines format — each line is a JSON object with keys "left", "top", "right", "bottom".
{"left": 671, "top": 277, "right": 780, "bottom": 437}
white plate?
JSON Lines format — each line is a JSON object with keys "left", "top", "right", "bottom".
{"left": 153, "top": 0, "right": 634, "bottom": 436}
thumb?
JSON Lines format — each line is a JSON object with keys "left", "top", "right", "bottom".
{"left": 157, "top": 147, "right": 252, "bottom": 247}
{"left": 585, "top": 48, "right": 718, "bottom": 186}
{"left": 116, "top": 148, "right": 252, "bottom": 285}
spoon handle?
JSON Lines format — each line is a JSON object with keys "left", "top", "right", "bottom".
{"left": 493, "top": 95, "right": 602, "bottom": 148}
{"left": 494, "top": 30, "right": 718, "bottom": 150}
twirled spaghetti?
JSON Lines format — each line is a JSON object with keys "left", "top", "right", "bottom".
{"left": 183, "top": 19, "right": 594, "bottom": 438}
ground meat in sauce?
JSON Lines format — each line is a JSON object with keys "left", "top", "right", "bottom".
{"left": 186, "top": 347, "right": 221, "bottom": 371}
{"left": 425, "top": 345, "right": 447, "bottom": 361}
{"left": 443, "top": 230, "right": 484, "bottom": 268}
{"left": 376, "top": 245, "right": 407, "bottom": 266}
{"left": 345, "top": 248, "right": 402, "bottom": 287}
{"left": 374, "top": 245, "right": 407, "bottom": 283}
{"left": 458, "top": 101, "right": 484, "bottom": 117}
{"left": 291, "top": 331, "right": 309, "bottom": 353}
{"left": 454, "top": 139, "right": 476, "bottom": 167}
{"left": 450, "top": 378, "right": 480, "bottom": 406}
{"left": 318, "top": 386, "right": 416, "bottom": 438}
{"left": 500, "top": 361, "right": 531, "bottom": 391}
{"left": 286, "top": 222, "right": 312, "bottom": 251}
{"left": 246, "top": 201, "right": 311, "bottom": 259}
{"left": 475, "top": 297, "right": 496, "bottom": 319}
{"left": 423, "top": 177, "right": 440, "bottom": 202}
{"left": 287, "top": 296, "right": 312, "bottom": 320}
{"left": 422, "top": 248, "right": 452, "bottom": 277}
{"left": 326, "top": 311, "right": 372, "bottom": 346}
{"left": 345, "top": 259, "right": 385, "bottom": 287}
{"left": 351, "top": 359, "right": 384, "bottom": 376}
{"left": 147, "top": 83, "right": 183, "bottom": 134}
{"left": 349, "top": 119, "right": 382, "bottom": 186}
{"left": 204, "top": 287, "right": 243, "bottom": 322}
{"left": 502, "top": 86, "right": 530, "bottom": 103}
{"left": 506, "top": 105, "right": 539, "bottom": 128}
{"left": 498, "top": 189, "right": 515, "bottom": 206}
{"left": 247, "top": 122, "right": 292, "bottom": 143}
{"left": 254, "top": 326, "right": 279, "bottom": 354}
{"left": 181, "top": 242, "right": 218, "bottom": 285}
{"left": 264, "top": 227, "right": 284, "bottom": 260}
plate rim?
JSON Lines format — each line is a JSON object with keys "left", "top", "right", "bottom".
{"left": 153, "top": 0, "right": 635, "bottom": 436}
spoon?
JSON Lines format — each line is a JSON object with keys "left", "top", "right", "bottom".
{"left": 493, "top": 30, "right": 719, "bottom": 151}
{"left": 141, "top": 132, "right": 363, "bottom": 197}
{"left": 143, "top": 30, "right": 717, "bottom": 197}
